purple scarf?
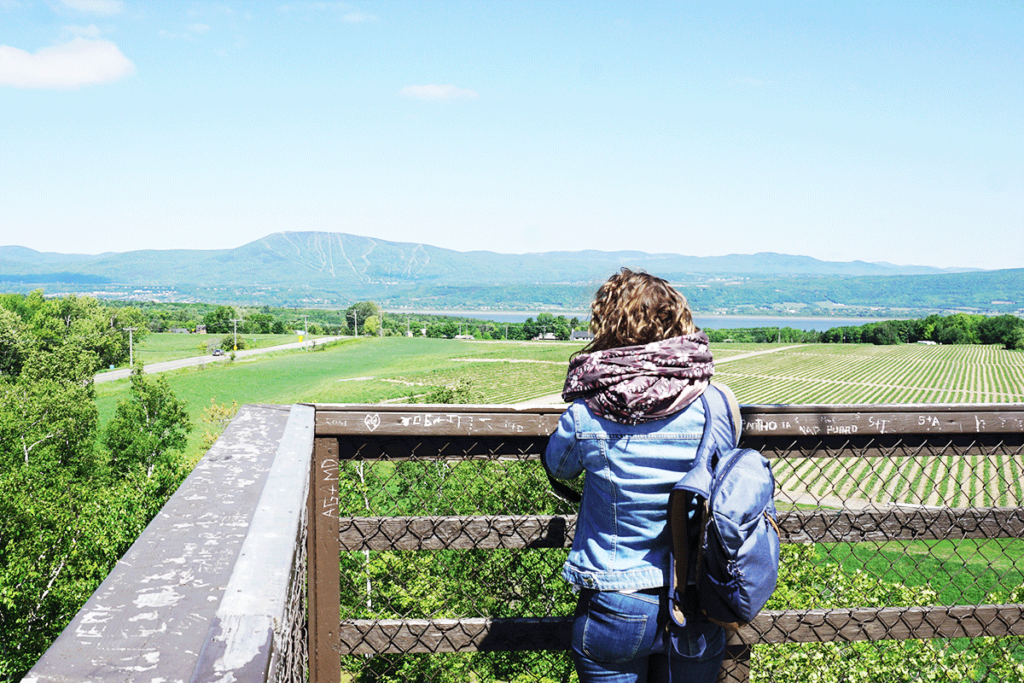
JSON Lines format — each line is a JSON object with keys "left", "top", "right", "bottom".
{"left": 562, "top": 333, "right": 714, "bottom": 425}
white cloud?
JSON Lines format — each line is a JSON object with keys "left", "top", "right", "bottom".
{"left": 188, "top": 23, "right": 211, "bottom": 33}
{"left": 0, "top": 38, "right": 135, "bottom": 89}
{"left": 399, "top": 84, "right": 479, "bottom": 101}
{"left": 60, "top": 0, "right": 123, "bottom": 15}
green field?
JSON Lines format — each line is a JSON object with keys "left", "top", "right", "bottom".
{"left": 95, "top": 337, "right": 581, "bottom": 464}
{"left": 94, "top": 338, "right": 1024, "bottom": 471}
{"left": 90, "top": 337, "right": 1024, "bottom": 682}
{"left": 718, "top": 343, "right": 1024, "bottom": 404}
{"left": 126, "top": 331, "right": 311, "bottom": 365}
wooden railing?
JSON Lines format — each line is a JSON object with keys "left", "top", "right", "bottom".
{"left": 24, "top": 401, "right": 1024, "bottom": 682}
{"left": 310, "top": 403, "right": 1024, "bottom": 683}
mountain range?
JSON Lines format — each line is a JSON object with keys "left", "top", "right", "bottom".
{"left": 0, "top": 231, "right": 978, "bottom": 283}
{"left": 0, "top": 231, "right": 1019, "bottom": 315}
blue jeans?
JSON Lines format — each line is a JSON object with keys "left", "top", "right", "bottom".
{"left": 571, "top": 589, "right": 725, "bottom": 683}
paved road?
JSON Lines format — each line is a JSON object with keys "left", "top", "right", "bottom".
{"left": 94, "top": 336, "right": 347, "bottom": 384}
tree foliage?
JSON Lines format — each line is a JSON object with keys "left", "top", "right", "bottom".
{"left": 202, "top": 305, "right": 237, "bottom": 334}
{"left": 820, "top": 313, "right": 1024, "bottom": 349}
{"left": 0, "top": 294, "right": 191, "bottom": 681}
{"left": 344, "top": 301, "right": 381, "bottom": 335}
{"left": 104, "top": 365, "right": 192, "bottom": 479}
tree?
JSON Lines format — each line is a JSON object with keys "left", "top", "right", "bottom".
{"left": 356, "top": 315, "right": 376, "bottom": 337}
{"left": 935, "top": 313, "right": 982, "bottom": 345}
{"left": 345, "top": 301, "right": 381, "bottom": 334}
{"left": 978, "top": 315, "right": 1024, "bottom": 348}
{"left": 104, "top": 365, "right": 192, "bottom": 479}
{"left": 552, "top": 315, "right": 570, "bottom": 340}
{"left": 0, "top": 296, "right": 191, "bottom": 681}
{"left": 522, "top": 317, "right": 538, "bottom": 339}
{"left": 245, "top": 312, "right": 275, "bottom": 334}
{"left": 0, "top": 298, "right": 101, "bottom": 679}
{"left": 220, "top": 334, "right": 246, "bottom": 351}
{"left": 203, "top": 306, "right": 237, "bottom": 334}
{"left": 1007, "top": 327, "right": 1024, "bottom": 352}
{"left": 18, "top": 294, "right": 146, "bottom": 371}
{"left": 0, "top": 307, "right": 27, "bottom": 378}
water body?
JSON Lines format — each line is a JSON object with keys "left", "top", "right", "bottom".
{"left": 387, "top": 310, "right": 897, "bottom": 332}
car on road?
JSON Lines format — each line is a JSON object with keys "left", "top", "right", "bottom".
{"left": 212, "top": 349, "right": 225, "bottom": 356}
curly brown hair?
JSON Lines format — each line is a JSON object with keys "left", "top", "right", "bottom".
{"left": 583, "top": 268, "right": 696, "bottom": 353}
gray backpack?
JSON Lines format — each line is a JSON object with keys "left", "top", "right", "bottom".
{"left": 668, "top": 383, "right": 780, "bottom": 631}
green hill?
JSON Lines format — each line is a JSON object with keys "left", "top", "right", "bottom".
{"left": 0, "top": 232, "right": 1017, "bottom": 314}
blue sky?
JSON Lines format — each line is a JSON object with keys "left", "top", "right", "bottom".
{"left": 1, "top": 1, "right": 1021, "bottom": 270}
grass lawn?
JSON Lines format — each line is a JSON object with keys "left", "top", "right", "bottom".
{"left": 94, "top": 336, "right": 585, "bottom": 465}
{"left": 131, "top": 332, "right": 311, "bottom": 365}
{"left": 95, "top": 338, "right": 1024, "bottom": 470}
{"left": 820, "top": 538, "right": 1024, "bottom": 605}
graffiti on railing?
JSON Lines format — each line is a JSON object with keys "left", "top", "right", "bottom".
{"left": 318, "top": 457, "right": 338, "bottom": 519}
{"left": 740, "top": 407, "right": 1024, "bottom": 436}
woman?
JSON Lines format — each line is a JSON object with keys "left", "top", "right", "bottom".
{"left": 543, "top": 268, "right": 727, "bottom": 682}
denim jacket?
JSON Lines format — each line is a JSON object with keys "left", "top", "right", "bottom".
{"left": 543, "top": 397, "right": 707, "bottom": 591}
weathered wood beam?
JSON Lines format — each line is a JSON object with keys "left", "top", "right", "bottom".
{"left": 336, "top": 507, "right": 1024, "bottom": 550}
{"left": 738, "top": 603, "right": 1024, "bottom": 643}
{"left": 335, "top": 604, "right": 1024, "bottom": 654}
{"left": 315, "top": 403, "right": 1024, "bottom": 439}
{"left": 778, "top": 506, "right": 1024, "bottom": 543}
{"left": 338, "top": 515, "right": 577, "bottom": 550}
{"left": 339, "top": 617, "right": 571, "bottom": 654}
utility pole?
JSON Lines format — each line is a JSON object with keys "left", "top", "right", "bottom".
{"left": 350, "top": 311, "right": 358, "bottom": 337}
{"left": 230, "top": 319, "right": 242, "bottom": 351}
{"left": 124, "top": 327, "right": 137, "bottom": 367}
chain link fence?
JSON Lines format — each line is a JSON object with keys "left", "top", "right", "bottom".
{"left": 310, "top": 404, "right": 1024, "bottom": 683}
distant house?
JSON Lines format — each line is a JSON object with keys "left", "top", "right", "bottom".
{"left": 570, "top": 330, "right": 594, "bottom": 341}
{"left": 534, "top": 333, "right": 557, "bottom": 341}
{"left": 169, "top": 327, "right": 189, "bottom": 334}
{"left": 454, "top": 334, "right": 475, "bottom": 340}
{"left": 195, "top": 325, "right": 207, "bottom": 334}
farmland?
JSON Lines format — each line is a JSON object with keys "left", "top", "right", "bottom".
{"left": 98, "top": 336, "right": 1024, "bottom": 474}
{"left": 717, "top": 343, "right": 1024, "bottom": 404}
{"left": 62, "top": 335, "right": 1024, "bottom": 682}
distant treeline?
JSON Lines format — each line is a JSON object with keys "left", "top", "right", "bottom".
{"left": 108, "top": 300, "right": 1024, "bottom": 349}
{"left": 110, "top": 300, "right": 584, "bottom": 341}
{"left": 818, "top": 313, "right": 1024, "bottom": 349}
{"left": 705, "top": 313, "right": 1024, "bottom": 350}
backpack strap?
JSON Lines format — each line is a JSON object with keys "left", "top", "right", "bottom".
{"left": 706, "top": 381, "right": 742, "bottom": 449}
{"left": 669, "top": 390, "right": 714, "bottom": 626}
{"left": 668, "top": 383, "right": 741, "bottom": 627}
{"left": 545, "top": 470, "right": 582, "bottom": 504}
